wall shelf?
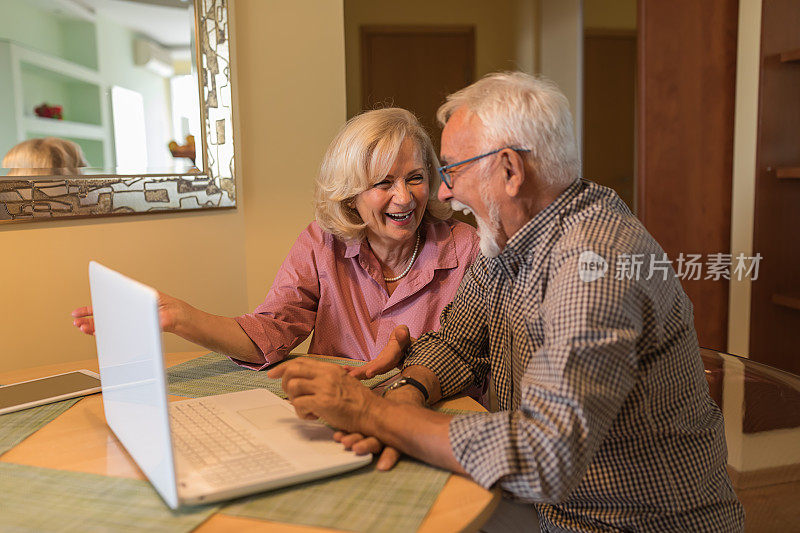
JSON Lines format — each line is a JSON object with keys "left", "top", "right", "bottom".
{"left": 779, "top": 47, "right": 800, "bottom": 63}
{"left": 23, "top": 116, "right": 106, "bottom": 141}
{"left": 0, "top": 40, "right": 111, "bottom": 168}
{"left": 776, "top": 166, "right": 800, "bottom": 179}
{"left": 772, "top": 294, "right": 800, "bottom": 311}
{"left": 15, "top": 45, "right": 101, "bottom": 85}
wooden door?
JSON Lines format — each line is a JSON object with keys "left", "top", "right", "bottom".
{"left": 360, "top": 26, "right": 475, "bottom": 153}
{"left": 583, "top": 31, "right": 637, "bottom": 211}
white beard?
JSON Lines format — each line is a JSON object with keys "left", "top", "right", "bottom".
{"left": 476, "top": 217, "right": 502, "bottom": 257}
{"left": 450, "top": 200, "right": 502, "bottom": 258}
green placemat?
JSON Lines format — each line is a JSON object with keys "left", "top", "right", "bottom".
{"left": 435, "top": 407, "right": 479, "bottom": 416}
{"left": 0, "top": 398, "right": 80, "bottom": 455}
{"left": 166, "top": 352, "right": 398, "bottom": 399}
{"left": 0, "top": 463, "right": 218, "bottom": 532}
{"left": 222, "top": 458, "right": 450, "bottom": 533}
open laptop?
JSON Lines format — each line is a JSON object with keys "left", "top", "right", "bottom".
{"left": 88, "top": 261, "right": 371, "bottom": 509}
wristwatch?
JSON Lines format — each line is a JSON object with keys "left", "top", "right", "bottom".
{"left": 383, "top": 376, "right": 429, "bottom": 402}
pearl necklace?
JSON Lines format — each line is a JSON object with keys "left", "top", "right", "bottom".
{"left": 383, "top": 232, "right": 420, "bottom": 283}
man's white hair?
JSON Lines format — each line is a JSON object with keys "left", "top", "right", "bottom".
{"left": 437, "top": 72, "right": 580, "bottom": 186}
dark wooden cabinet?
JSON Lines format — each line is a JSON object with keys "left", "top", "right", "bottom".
{"left": 745, "top": 0, "right": 800, "bottom": 432}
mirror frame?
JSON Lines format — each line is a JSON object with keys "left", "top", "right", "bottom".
{"left": 0, "top": 0, "right": 235, "bottom": 224}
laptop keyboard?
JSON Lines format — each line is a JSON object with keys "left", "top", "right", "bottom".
{"left": 170, "top": 401, "right": 295, "bottom": 485}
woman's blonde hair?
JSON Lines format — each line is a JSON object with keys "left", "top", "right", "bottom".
{"left": 2, "top": 137, "right": 88, "bottom": 176}
{"left": 314, "top": 108, "right": 452, "bottom": 242}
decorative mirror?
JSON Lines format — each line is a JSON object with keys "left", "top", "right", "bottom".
{"left": 0, "top": 0, "right": 235, "bottom": 223}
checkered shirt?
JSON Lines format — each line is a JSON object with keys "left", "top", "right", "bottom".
{"left": 404, "top": 179, "right": 744, "bottom": 532}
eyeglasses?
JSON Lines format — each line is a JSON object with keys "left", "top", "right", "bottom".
{"left": 437, "top": 147, "right": 531, "bottom": 189}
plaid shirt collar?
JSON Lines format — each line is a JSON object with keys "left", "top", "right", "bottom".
{"left": 489, "top": 178, "right": 584, "bottom": 279}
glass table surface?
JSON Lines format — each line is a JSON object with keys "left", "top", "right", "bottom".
{"left": 700, "top": 348, "right": 800, "bottom": 531}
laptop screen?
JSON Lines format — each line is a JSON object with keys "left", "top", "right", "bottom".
{"left": 89, "top": 261, "right": 179, "bottom": 509}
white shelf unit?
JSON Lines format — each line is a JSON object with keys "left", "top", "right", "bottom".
{"left": 0, "top": 39, "right": 112, "bottom": 169}
{"left": 23, "top": 116, "right": 107, "bottom": 141}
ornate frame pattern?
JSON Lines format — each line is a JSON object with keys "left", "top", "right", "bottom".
{"left": 0, "top": 0, "right": 236, "bottom": 223}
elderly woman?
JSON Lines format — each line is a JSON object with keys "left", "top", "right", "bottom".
{"left": 73, "top": 108, "right": 479, "bottom": 370}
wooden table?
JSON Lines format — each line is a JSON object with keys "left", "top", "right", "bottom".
{"left": 0, "top": 352, "right": 499, "bottom": 532}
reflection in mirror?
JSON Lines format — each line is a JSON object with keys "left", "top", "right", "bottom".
{"left": 2, "top": 137, "right": 88, "bottom": 176}
{"left": 0, "top": 0, "right": 201, "bottom": 176}
{"left": 0, "top": 0, "right": 234, "bottom": 223}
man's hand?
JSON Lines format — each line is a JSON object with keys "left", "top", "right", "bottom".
{"left": 268, "top": 359, "right": 377, "bottom": 433}
{"left": 332, "top": 380, "right": 430, "bottom": 471}
{"left": 272, "top": 359, "right": 462, "bottom": 475}
{"left": 348, "top": 325, "right": 413, "bottom": 379}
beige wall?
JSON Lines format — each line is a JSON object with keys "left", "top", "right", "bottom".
{"left": 727, "top": 0, "right": 761, "bottom": 359}
{"left": 538, "top": 0, "right": 583, "bottom": 144}
{"left": 343, "top": 0, "right": 537, "bottom": 118}
{"left": 0, "top": 0, "right": 347, "bottom": 373}
{"left": 235, "top": 0, "right": 346, "bottom": 310}
{"left": 0, "top": 211, "right": 248, "bottom": 373}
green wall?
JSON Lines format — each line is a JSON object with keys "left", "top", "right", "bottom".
{"left": 0, "top": 0, "right": 96, "bottom": 68}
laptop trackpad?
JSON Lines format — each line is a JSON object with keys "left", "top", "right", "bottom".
{"left": 237, "top": 406, "right": 334, "bottom": 441}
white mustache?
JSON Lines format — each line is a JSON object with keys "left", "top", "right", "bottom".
{"left": 449, "top": 200, "right": 472, "bottom": 216}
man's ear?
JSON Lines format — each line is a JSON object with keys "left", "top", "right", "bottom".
{"left": 501, "top": 149, "right": 526, "bottom": 197}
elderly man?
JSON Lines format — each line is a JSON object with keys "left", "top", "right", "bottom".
{"left": 270, "top": 72, "right": 744, "bottom": 532}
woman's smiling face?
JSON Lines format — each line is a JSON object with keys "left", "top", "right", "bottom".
{"left": 354, "top": 138, "right": 429, "bottom": 245}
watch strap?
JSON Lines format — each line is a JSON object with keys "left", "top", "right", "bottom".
{"left": 385, "top": 376, "right": 429, "bottom": 402}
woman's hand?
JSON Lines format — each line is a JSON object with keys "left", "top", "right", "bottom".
{"left": 72, "top": 292, "right": 265, "bottom": 364}
{"left": 71, "top": 305, "right": 97, "bottom": 335}
{"left": 71, "top": 292, "right": 192, "bottom": 336}
{"left": 348, "top": 325, "right": 413, "bottom": 379}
